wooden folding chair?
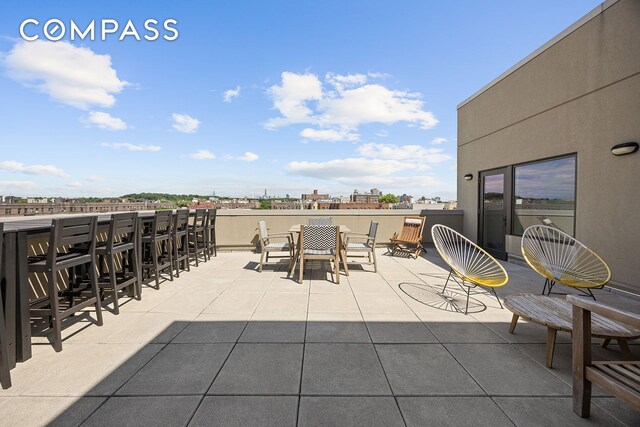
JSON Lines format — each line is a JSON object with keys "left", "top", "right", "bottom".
{"left": 389, "top": 216, "right": 426, "bottom": 259}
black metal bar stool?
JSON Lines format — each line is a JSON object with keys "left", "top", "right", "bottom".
{"left": 0, "top": 224, "right": 12, "bottom": 389}
{"left": 96, "top": 212, "right": 140, "bottom": 314}
{"left": 141, "top": 210, "right": 173, "bottom": 289}
{"left": 205, "top": 208, "right": 217, "bottom": 258}
{"left": 28, "top": 216, "right": 103, "bottom": 352}
{"left": 188, "top": 209, "right": 208, "bottom": 266}
{"left": 172, "top": 209, "right": 190, "bottom": 277}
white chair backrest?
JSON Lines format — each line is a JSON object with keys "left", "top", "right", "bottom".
{"left": 258, "top": 220, "right": 269, "bottom": 240}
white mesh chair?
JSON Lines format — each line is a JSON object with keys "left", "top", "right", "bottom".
{"left": 297, "top": 225, "right": 342, "bottom": 284}
{"left": 521, "top": 225, "right": 610, "bottom": 299}
{"left": 257, "top": 220, "right": 293, "bottom": 272}
{"left": 308, "top": 217, "right": 332, "bottom": 226}
{"left": 431, "top": 224, "right": 508, "bottom": 314}
{"left": 344, "top": 221, "right": 379, "bottom": 272}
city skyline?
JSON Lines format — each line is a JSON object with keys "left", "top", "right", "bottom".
{"left": 0, "top": 1, "right": 602, "bottom": 200}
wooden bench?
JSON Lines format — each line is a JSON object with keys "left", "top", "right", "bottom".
{"left": 569, "top": 295, "right": 640, "bottom": 417}
{"left": 504, "top": 294, "right": 640, "bottom": 368}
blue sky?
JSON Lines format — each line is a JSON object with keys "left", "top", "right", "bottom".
{"left": 0, "top": 0, "right": 603, "bottom": 200}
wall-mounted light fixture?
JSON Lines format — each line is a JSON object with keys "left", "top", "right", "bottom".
{"left": 463, "top": 173, "right": 473, "bottom": 181}
{"left": 611, "top": 141, "right": 638, "bottom": 156}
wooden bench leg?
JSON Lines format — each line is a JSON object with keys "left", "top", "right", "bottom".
{"left": 509, "top": 314, "right": 519, "bottom": 334}
{"left": 600, "top": 338, "right": 611, "bottom": 349}
{"left": 573, "top": 306, "right": 592, "bottom": 418}
{"left": 617, "top": 338, "right": 632, "bottom": 360}
{"left": 546, "top": 327, "right": 557, "bottom": 368}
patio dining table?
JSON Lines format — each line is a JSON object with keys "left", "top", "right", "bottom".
{"left": 287, "top": 224, "right": 351, "bottom": 278}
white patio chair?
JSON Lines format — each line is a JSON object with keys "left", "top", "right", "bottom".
{"left": 343, "top": 221, "right": 378, "bottom": 272}
{"left": 257, "top": 220, "right": 293, "bottom": 272}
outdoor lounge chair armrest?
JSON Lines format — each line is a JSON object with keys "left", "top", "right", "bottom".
{"left": 567, "top": 295, "right": 640, "bottom": 328}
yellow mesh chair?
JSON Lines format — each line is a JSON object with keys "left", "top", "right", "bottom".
{"left": 431, "top": 224, "right": 508, "bottom": 314}
{"left": 521, "top": 225, "right": 610, "bottom": 299}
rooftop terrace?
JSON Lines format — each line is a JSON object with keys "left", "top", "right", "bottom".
{"left": 0, "top": 248, "right": 637, "bottom": 426}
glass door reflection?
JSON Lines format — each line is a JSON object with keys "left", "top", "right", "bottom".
{"left": 480, "top": 169, "right": 506, "bottom": 259}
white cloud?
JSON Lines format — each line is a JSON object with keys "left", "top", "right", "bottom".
{"left": 86, "top": 175, "right": 104, "bottom": 182}
{"left": 223, "top": 86, "right": 241, "bottom": 102}
{"left": 286, "top": 158, "right": 443, "bottom": 188}
{"left": 172, "top": 113, "right": 201, "bottom": 133}
{"left": 264, "top": 72, "right": 323, "bottom": 129}
{"left": 300, "top": 128, "right": 359, "bottom": 142}
{"left": 288, "top": 158, "right": 404, "bottom": 178}
{"left": 101, "top": 143, "right": 161, "bottom": 152}
{"left": 265, "top": 71, "right": 438, "bottom": 135}
{"left": 226, "top": 151, "right": 259, "bottom": 161}
{"left": 85, "top": 112, "right": 127, "bottom": 131}
{"left": 66, "top": 181, "right": 83, "bottom": 189}
{"left": 3, "top": 40, "right": 128, "bottom": 109}
{"left": 318, "top": 84, "right": 438, "bottom": 129}
{"left": 0, "top": 180, "right": 38, "bottom": 190}
{"left": 358, "top": 143, "right": 451, "bottom": 164}
{"left": 375, "top": 129, "right": 389, "bottom": 138}
{"left": 432, "top": 137, "right": 448, "bottom": 145}
{"left": 237, "top": 151, "right": 258, "bottom": 162}
{"left": 190, "top": 149, "right": 215, "bottom": 160}
{"left": 325, "top": 72, "right": 368, "bottom": 91}
{"left": 0, "top": 160, "right": 67, "bottom": 177}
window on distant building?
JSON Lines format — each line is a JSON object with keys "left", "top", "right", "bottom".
{"left": 512, "top": 155, "right": 576, "bottom": 236}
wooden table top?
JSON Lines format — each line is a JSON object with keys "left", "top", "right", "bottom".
{"left": 288, "top": 224, "right": 351, "bottom": 233}
{"left": 504, "top": 293, "right": 640, "bottom": 339}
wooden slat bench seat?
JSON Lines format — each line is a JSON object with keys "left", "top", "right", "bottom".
{"left": 504, "top": 294, "right": 640, "bottom": 368}
{"left": 569, "top": 295, "right": 640, "bottom": 417}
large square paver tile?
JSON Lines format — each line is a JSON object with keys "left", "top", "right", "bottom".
{"left": 515, "top": 343, "right": 620, "bottom": 396}
{"left": 306, "top": 313, "right": 370, "bottom": 343}
{"left": 239, "top": 320, "right": 306, "bottom": 343}
{"left": 23, "top": 343, "right": 164, "bottom": 397}
{"left": 189, "top": 396, "right": 298, "bottom": 427}
{"left": 118, "top": 343, "right": 232, "bottom": 395}
{"left": 376, "top": 344, "right": 483, "bottom": 395}
{"left": 398, "top": 397, "right": 513, "bottom": 426}
{"left": 83, "top": 396, "right": 200, "bottom": 427}
{"left": 302, "top": 343, "right": 391, "bottom": 395}
{"left": 423, "top": 320, "right": 506, "bottom": 343}
{"left": 494, "top": 397, "right": 624, "bottom": 426}
{"left": 593, "top": 397, "right": 640, "bottom": 426}
{"left": 355, "top": 293, "right": 412, "bottom": 314}
{"left": 364, "top": 314, "right": 437, "bottom": 343}
{"left": 254, "top": 293, "right": 308, "bottom": 314}
{"left": 172, "top": 315, "right": 248, "bottom": 343}
{"left": 209, "top": 343, "right": 303, "bottom": 394}
{"left": 298, "top": 397, "right": 404, "bottom": 427}
{"left": 446, "top": 344, "right": 571, "bottom": 395}
{"left": 308, "top": 293, "right": 359, "bottom": 313}
{"left": 0, "top": 396, "right": 105, "bottom": 427}
{"left": 203, "top": 292, "right": 264, "bottom": 314}
{"left": 101, "top": 312, "right": 195, "bottom": 344}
